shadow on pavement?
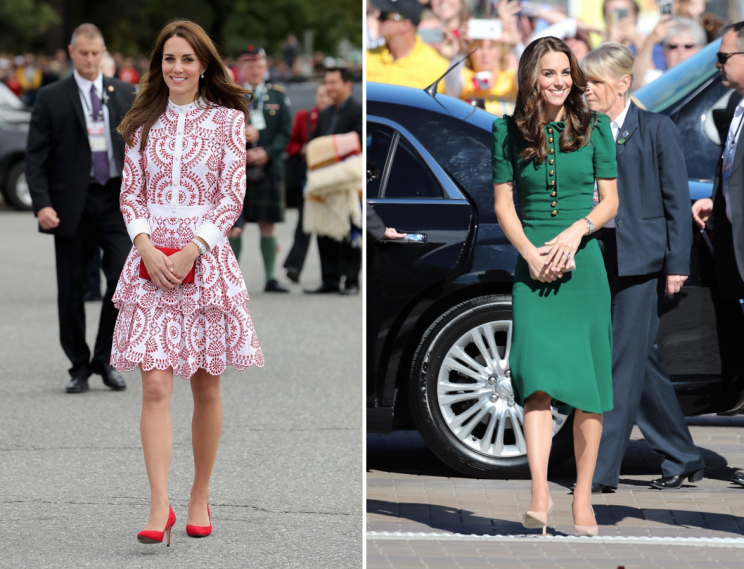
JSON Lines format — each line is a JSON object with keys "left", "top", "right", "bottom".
{"left": 368, "top": 429, "right": 736, "bottom": 486}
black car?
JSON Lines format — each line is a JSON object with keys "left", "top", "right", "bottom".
{"left": 366, "top": 42, "right": 744, "bottom": 478}
{"left": 0, "top": 83, "right": 31, "bottom": 211}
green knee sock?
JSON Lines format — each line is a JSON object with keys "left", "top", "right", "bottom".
{"left": 260, "top": 236, "right": 277, "bottom": 282}
{"left": 229, "top": 235, "right": 242, "bottom": 262}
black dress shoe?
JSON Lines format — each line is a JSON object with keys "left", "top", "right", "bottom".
{"left": 731, "top": 471, "right": 744, "bottom": 487}
{"left": 286, "top": 267, "right": 300, "bottom": 283}
{"left": 100, "top": 366, "right": 126, "bottom": 391}
{"left": 340, "top": 284, "right": 359, "bottom": 296}
{"left": 264, "top": 279, "right": 290, "bottom": 293}
{"left": 303, "top": 283, "right": 340, "bottom": 294}
{"left": 65, "top": 376, "right": 90, "bottom": 394}
{"left": 570, "top": 482, "right": 614, "bottom": 494}
{"left": 649, "top": 468, "right": 704, "bottom": 489}
{"left": 84, "top": 291, "right": 102, "bottom": 302}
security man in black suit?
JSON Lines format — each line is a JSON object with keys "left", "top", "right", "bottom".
{"left": 304, "top": 67, "right": 363, "bottom": 295}
{"left": 26, "top": 23, "right": 135, "bottom": 393}
{"left": 693, "top": 22, "right": 744, "bottom": 489}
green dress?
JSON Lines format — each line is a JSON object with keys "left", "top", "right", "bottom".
{"left": 491, "top": 113, "right": 617, "bottom": 414}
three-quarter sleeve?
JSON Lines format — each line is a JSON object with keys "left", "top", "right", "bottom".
{"left": 591, "top": 113, "right": 618, "bottom": 179}
{"left": 119, "top": 126, "right": 151, "bottom": 242}
{"left": 491, "top": 117, "right": 515, "bottom": 184}
{"left": 196, "top": 109, "right": 247, "bottom": 249}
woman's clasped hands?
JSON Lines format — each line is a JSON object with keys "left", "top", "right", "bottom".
{"left": 134, "top": 234, "right": 199, "bottom": 290}
{"left": 527, "top": 222, "right": 585, "bottom": 282}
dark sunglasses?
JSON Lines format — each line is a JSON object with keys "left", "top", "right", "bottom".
{"left": 717, "top": 51, "right": 744, "bottom": 65}
{"left": 666, "top": 43, "right": 696, "bottom": 50}
{"left": 377, "top": 12, "right": 405, "bottom": 22}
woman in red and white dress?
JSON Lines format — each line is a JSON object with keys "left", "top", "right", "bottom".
{"left": 113, "top": 20, "right": 263, "bottom": 545}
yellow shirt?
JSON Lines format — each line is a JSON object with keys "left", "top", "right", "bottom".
{"left": 459, "top": 68, "right": 517, "bottom": 116}
{"left": 366, "top": 36, "right": 450, "bottom": 93}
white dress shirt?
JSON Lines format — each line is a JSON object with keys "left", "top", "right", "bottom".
{"left": 73, "top": 69, "right": 118, "bottom": 179}
{"left": 593, "top": 99, "right": 631, "bottom": 228}
{"left": 722, "top": 97, "right": 744, "bottom": 223}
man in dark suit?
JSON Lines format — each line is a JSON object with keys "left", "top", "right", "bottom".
{"left": 582, "top": 43, "right": 704, "bottom": 493}
{"left": 692, "top": 21, "right": 744, "bottom": 489}
{"left": 304, "top": 67, "right": 363, "bottom": 295}
{"left": 26, "top": 23, "right": 136, "bottom": 393}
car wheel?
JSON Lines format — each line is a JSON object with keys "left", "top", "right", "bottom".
{"left": 3, "top": 161, "right": 32, "bottom": 211}
{"left": 409, "top": 294, "right": 574, "bottom": 478}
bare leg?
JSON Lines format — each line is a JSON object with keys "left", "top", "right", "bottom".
{"left": 188, "top": 369, "right": 222, "bottom": 526}
{"left": 573, "top": 410, "right": 603, "bottom": 526}
{"left": 258, "top": 220, "right": 275, "bottom": 238}
{"left": 140, "top": 367, "right": 174, "bottom": 531}
{"left": 523, "top": 391, "right": 554, "bottom": 514}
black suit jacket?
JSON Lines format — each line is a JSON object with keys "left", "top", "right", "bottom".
{"left": 711, "top": 94, "right": 744, "bottom": 299}
{"left": 26, "top": 75, "right": 136, "bottom": 236}
{"left": 613, "top": 102, "right": 692, "bottom": 277}
{"left": 310, "top": 95, "right": 362, "bottom": 144}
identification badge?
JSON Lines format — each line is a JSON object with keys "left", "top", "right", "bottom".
{"left": 88, "top": 121, "right": 108, "bottom": 152}
{"left": 251, "top": 111, "right": 267, "bottom": 131}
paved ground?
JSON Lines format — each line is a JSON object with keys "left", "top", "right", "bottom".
{"left": 0, "top": 209, "right": 362, "bottom": 568}
{"left": 367, "top": 417, "right": 744, "bottom": 568}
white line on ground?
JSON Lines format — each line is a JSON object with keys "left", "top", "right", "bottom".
{"left": 366, "top": 532, "right": 744, "bottom": 547}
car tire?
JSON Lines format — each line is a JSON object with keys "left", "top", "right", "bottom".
{"left": 2, "top": 161, "right": 32, "bottom": 211}
{"left": 409, "top": 294, "right": 575, "bottom": 478}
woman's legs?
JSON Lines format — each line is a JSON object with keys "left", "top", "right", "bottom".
{"left": 523, "top": 391, "right": 554, "bottom": 514}
{"left": 140, "top": 368, "right": 174, "bottom": 531}
{"left": 573, "top": 410, "right": 603, "bottom": 526}
{"left": 188, "top": 369, "right": 222, "bottom": 526}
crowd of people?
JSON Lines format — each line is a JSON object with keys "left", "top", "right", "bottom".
{"left": 366, "top": 0, "right": 729, "bottom": 114}
{"left": 1, "top": 33, "right": 361, "bottom": 108}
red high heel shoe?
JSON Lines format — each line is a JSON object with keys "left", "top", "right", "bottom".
{"left": 186, "top": 503, "right": 212, "bottom": 537}
{"left": 137, "top": 506, "right": 177, "bottom": 546}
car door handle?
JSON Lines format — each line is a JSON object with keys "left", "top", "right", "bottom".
{"left": 380, "top": 233, "right": 427, "bottom": 244}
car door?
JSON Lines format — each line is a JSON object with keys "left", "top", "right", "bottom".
{"left": 366, "top": 116, "right": 474, "bottom": 407}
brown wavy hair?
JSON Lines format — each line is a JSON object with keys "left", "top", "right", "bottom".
{"left": 118, "top": 19, "right": 251, "bottom": 151}
{"left": 513, "top": 37, "right": 592, "bottom": 164}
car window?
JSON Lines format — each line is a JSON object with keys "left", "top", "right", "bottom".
{"left": 384, "top": 136, "right": 443, "bottom": 199}
{"left": 366, "top": 123, "right": 395, "bottom": 198}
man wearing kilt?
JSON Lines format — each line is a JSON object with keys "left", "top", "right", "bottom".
{"left": 229, "top": 45, "right": 292, "bottom": 292}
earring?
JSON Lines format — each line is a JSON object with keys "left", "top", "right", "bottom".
{"left": 201, "top": 73, "right": 204, "bottom": 79}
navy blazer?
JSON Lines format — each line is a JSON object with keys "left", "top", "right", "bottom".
{"left": 613, "top": 102, "right": 692, "bottom": 277}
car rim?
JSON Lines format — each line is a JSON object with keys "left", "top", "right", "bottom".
{"left": 436, "top": 319, "right": 568, "bottom": 459}
{"left": 16, "top": 172, "right": 31, "bottom": 207}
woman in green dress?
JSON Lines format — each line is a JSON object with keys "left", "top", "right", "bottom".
{"left": 492, "top": 37, "right": 619, "bottom": 536}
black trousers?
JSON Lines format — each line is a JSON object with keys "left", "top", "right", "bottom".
{"left": 283, "top": 194, "right": 311, "bottom": 274}
{"left": 317, "top": 228, "right": 361, "bottom": 289}
{"left": 593, "top": 230, "right": 704, "bottom": 487}
{"left": 53, "top": 178, "right": 130, "bottom": 378}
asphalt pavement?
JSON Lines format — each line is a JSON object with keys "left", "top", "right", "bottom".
{"left": 367, "top": 418, "right": 744, "bottom": 568}
{"left": 0, "top": 209, "right": 362, "bottom": 568}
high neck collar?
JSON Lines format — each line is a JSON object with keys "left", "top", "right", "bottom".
{"left": 167, "top": 97, "right": 205, "bottom": 114}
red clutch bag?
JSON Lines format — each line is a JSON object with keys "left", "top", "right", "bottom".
{"left": 139, "top": 247, "right": 195, "bottom": 284}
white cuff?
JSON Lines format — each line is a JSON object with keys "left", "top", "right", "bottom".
{"left": 127, "top": 218, "right": 151, "bottom": 242}
{"left": 195, "top": 221, "right": 223, "bottom": 250}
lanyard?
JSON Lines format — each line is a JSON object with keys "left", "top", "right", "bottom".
{"left": 77, "top": 85, "right": 108, "bottom": 122}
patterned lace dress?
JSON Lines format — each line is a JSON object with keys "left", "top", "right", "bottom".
{"left": 111, "top": 99, "right": 264, "bottom": 379}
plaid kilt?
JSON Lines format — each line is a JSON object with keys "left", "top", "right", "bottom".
{"left": 241, "top": 174, "right": 286, "bottom": 223}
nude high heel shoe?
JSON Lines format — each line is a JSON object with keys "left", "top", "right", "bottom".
{"left": 522, "top": 496, "right": 554, "bottom": 536}
{"left": 573, "top": 503, "right": 598, "bottom": 537}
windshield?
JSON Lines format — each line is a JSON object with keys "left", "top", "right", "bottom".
{"left": 635, "top": 38, "right": 721, "bottom": 113}
{"left": 0, "top": 83, "right": 24, "bottom": 110}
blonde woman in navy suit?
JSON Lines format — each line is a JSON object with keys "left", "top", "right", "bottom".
{"left": 581, "top": 43, "right": 705, "bottom": 493}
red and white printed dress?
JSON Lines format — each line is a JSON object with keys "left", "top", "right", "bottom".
{"left": 111, "top": 98, "right": 264, "bottom": 379}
